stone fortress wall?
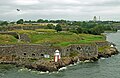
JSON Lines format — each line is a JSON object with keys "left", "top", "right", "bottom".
{"left": 0, "top": 31, "right": 111, "bottom": 59}
{"left": 1, "top": 26, "right": 44, "bottom": 31}
{"left": 0, "top": 41, "right": 110, "bottom": 59}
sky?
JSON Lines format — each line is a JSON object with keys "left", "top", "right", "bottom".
{"left": 0, "top": 0, "right": 120, "bottom": 21}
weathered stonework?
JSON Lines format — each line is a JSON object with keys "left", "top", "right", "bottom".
{"left": 0, "top": 41, "right": 115, "bottom": 60}
{"left": 0, "top": 43, "right": 99, "bottom": 60}
{"left": 0, "top": 32, "right": 19, "bottom": 39}
{"left": 62, "top": 44, "right": 98, "bottom": 58}
{"left": 3, "top": 26, "right": 44, "bottom": 31}
{"left": 95, "top": 41, "right": 110, "bottom": 47}
{"left": 0, "top": 41, "right": 118, "bottom": 72}
{"left": 0, "top": 44, "right": 61, "bottom": 59}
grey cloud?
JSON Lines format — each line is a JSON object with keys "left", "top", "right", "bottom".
{"left": 0, "top": 0, "right": 120, "bottom": 21}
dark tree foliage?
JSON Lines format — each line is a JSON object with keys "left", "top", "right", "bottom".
{"left": 0, "top": 18, "right": 118, "bottom": 35}
{"left": 16, "top": 19, "right": 24, "bottom": 24}
{"left": 69, "top": 28, "right": 78, "bottom": 34}
{"left": 10, "top": 22, "right": 15, "bottom": 24}
{"left": 76, "top": 27, "right": 83, "bottom": 33}
{"left": 45, "top": 24, "right": 55, "bottom": 29}
{"left": 37, "top": 19, "right": 44, "bottom": 23}
{"left": 55, "top": 24, "right": 62, "bottom": 32}
{"left": 0, "top": 21, "right": 8, "bottom": 26}
{"left": 89, "top": 25, "right": 104, "bottom": 35}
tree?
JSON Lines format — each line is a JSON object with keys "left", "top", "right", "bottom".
{"left": 37, "top": 19, "right": 44, "bottom": 23}
{"left": 55, "top": 24, "right": 62, "bottom": 32}
{"left": 69, "top": 28, "right": 78, "bottom": 34}
{"left": 90, "top": 25, "right": 104, "bottom": 35}
{"left": 0, "top": 21, "right": 8, "bottom": 26}
{"left": 76, "top": 27, "right": 83, "bottom": 33}
{"left": 16, "top": 19, "right": 24, "bottom": 24}
{"left": 45, "top": 24, "right": 54, "bottom": 29}
{"left": 10, "top": 22, "right": 15, "bottom": 24}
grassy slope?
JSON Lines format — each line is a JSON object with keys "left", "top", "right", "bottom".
{"left": 0, "top": 34, "right": 18, "bottom": 44}
{"left": 6, "top": 29, "right": 105, "bottom": 46}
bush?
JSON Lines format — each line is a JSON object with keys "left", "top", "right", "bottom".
{"left": 55, "top": 24, "right": 62, "bottom": 32}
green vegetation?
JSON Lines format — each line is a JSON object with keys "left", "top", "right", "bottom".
{"left": 1, "top": 19, "right": 117, "bottom": 46}
{"left": 0, "top": 19, "right": 118, "bottom": 35}
{"left": 11, "top": 30, "right": 105, "bottom": 46}
{"left": 98, "top": 46, "right": 111, "bottom": 53}
{"left": 0, "top": 29, "right": 105, "bottom": 46}
{"left": 0, "top": 21, "right": 8, "bottom": 26}
{"left": 9, "top": 30, "right": 36, "bottom": 34}
{"left": 0, "top": 34, "right": 18, "bottom": 44}
{"left": 35, "top": 29, "right": 56, "bottom": 32}
{"left": 16, "top": 19, "right": 24, "bottom": 24}
{"left": 32, "top": 33, "right": 105, "bottom": 46}
{"left": 55, "top": 24, "right": 62, "bottom": 32}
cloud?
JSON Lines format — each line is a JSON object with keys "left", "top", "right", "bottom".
{"left": 0, "top": 0, "right": 120, "bottom": 21}
{"left": 13, "top": 0, "right": 40, "bottom": 5}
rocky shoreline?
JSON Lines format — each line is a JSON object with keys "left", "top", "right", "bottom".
{"left": 0, "top": 47, "right": 119, "bottom": 72}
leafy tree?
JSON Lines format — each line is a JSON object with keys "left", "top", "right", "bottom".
{"left": 76, "top": 27, "right": 83, "bottom": 33}
{"left": 45, "top": 24, "right": 54, "bottom": 29}
{"left": 44, "top": 20, "right": 49, "bottom": 23}
{"left": 55, "top": 24, "right": 62, "bottom": 32}
{"left": 37, "top": 19, "right": 44, "bottom": 23}
{"left": 0, "top": 21, "right": 8, "bottom": 26}
{"left": 82, "top": 28, "right": 89, "bottom": 34}
{"left": 90, "top": 25, "right": 104, "bottom": 35}
{"left": 69, "top": 29, "right": 78, "bottom": 34}
{"left": 16, "top": 19, "right": 24, "bottom": 24}
{"left": 10, "top": 22, "right": 15, "bottom": 24}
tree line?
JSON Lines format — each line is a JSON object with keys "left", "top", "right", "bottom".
{"left": 0, "top": 19, "right": 118, "bottom": 35}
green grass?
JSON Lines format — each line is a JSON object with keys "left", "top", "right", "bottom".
{"left": 2, "top": 29, "right": 105, "bottom": 46}
{"left": 98, "top": 46, "right": 110, "bottom": 53}
{"left": 9, "top": 30, "right": 36, "bottom": 34}
{"left": 55, "top": 34, "right": 105, "bottom": 46}
{"left": 29, "top": 32, "right": 80, "bottom": 44}
{"left": 0, "top": 34, "right": 18, "bottom": 44}
{"left": 35, "top": 29, "right": 56, "bottom": 32}
{"left": 29, "top": 32, "right": 105, "bottom": 46}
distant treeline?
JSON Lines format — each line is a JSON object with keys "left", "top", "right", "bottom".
{"left": 0, "top": 19, "right": 119, "bottom": 35}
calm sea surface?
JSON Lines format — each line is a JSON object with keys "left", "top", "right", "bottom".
{"left": 1, "top": 31, "right": 120, "bottom": 78}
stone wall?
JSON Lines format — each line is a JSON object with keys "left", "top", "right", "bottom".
{"left": 0, "top": 32, "right": 19, "bottom": 39}
{"left": 0, "top": 44, "right": 62, "bottom": 59}
{"left": 0, "top": 43, "right": 99, "bottom": 59}
{"left": 95, "top": 41, "right": 110, "bottom": 47}
{"left": 113, "top": 26, "right": 120, "bottom": 30}
{"left": 0, "top": 32, "right": 31, "bottom": 43}
{"left": 5, "top": 26, "right": 44, "bottom": 31}
{"left": 19, "top": 34, "right": 31, "bottom": 42}
{"left": 63, "top": 44, "right": 98, "bottom": 58}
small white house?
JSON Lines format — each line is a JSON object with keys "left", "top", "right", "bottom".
{"left": 44, "top": 54, "right": 50, "bottom": 58}
{"left": 54, "top": 50, "right": 61, "bottom": 62}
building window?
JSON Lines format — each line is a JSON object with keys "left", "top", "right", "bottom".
{"left": 41, "top": 54, "right": 44, "bottom": 57}
{"left": 67, "top": 49, "right": 69, "bottom": 51}
{"left": 23, "top": 53, "right": 26, "bottom": 56}
{"left": 32, "top": 53, "right": 35, "bottom": 56}
{"left": 77, "top": 47, "right": 81, "bottom": 50}
{"left": 70, "top": 48, "right": 73, "bottom": 51}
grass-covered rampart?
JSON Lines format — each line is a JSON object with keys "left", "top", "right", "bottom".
{"left": 0, "top": 29, "right": 106, "bottom": 46}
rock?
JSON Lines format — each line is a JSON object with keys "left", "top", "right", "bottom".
{"left": 98, "top": 47, "right": 119, "bottom": 58}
